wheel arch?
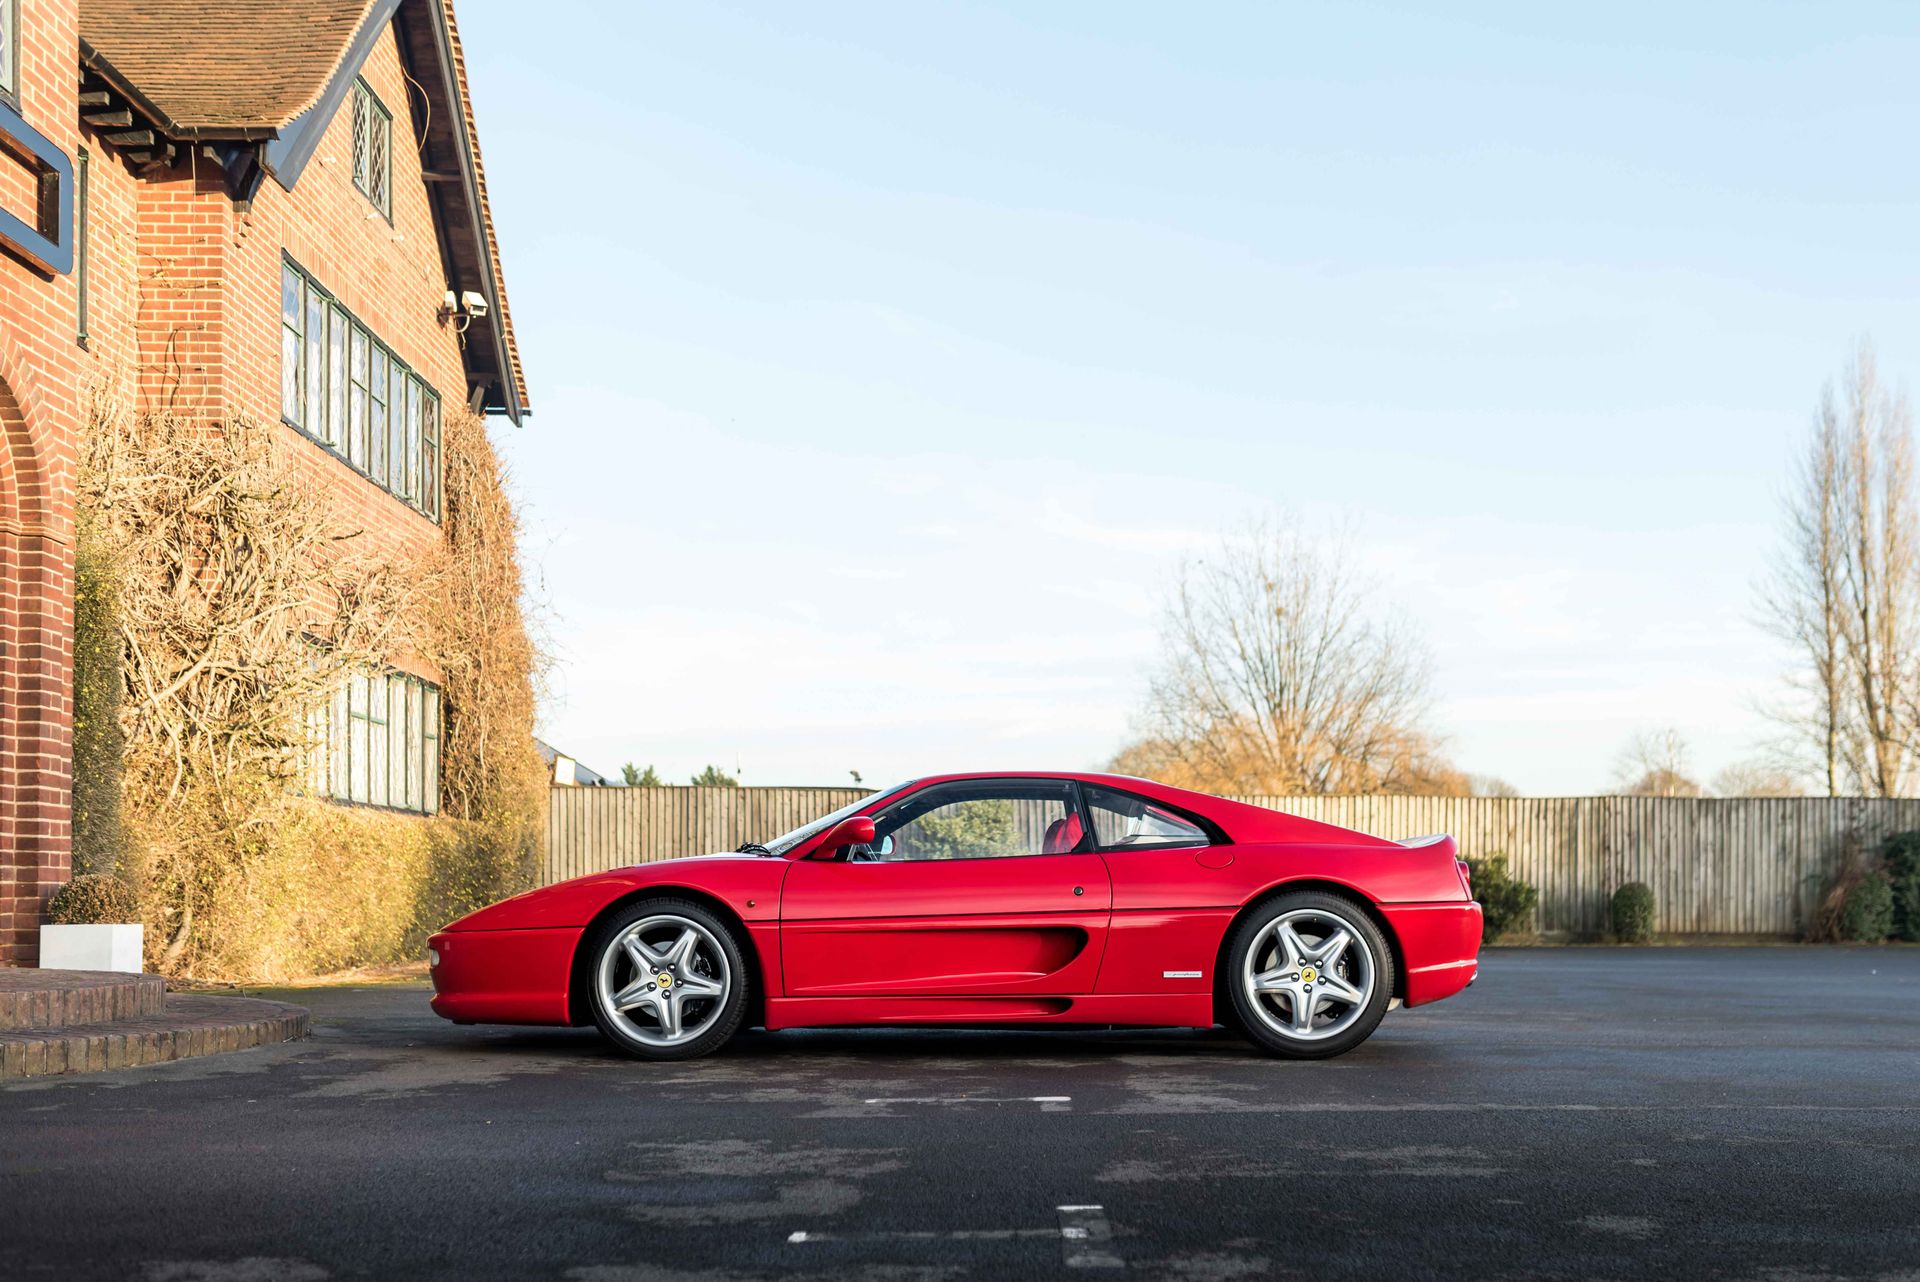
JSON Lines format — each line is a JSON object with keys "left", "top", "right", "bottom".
{"left": 1210, "top": 878, "right": 1409, "bottom": 1023}
{"left": 566, "top": 884, "right": 768, "bottom": 1028}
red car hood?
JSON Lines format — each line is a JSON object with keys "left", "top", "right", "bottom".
{"left": 442, "top": 852, "right": 773, "bottom": 932}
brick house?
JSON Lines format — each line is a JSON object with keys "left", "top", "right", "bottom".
{"left": 0, "top": 0, "right": 528, "bottom": 964}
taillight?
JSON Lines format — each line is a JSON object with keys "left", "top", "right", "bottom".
{"left": 1456, "top": 859, "right": 1473, "bottom": 899}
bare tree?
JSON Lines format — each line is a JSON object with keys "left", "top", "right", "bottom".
{"left": 1710, "top": 760, "right": 1802, "bottom": 798}
{"left": 1611, "top": 728, "right": 1702, "bottom": 797}
{"left": 1109, "top": 519, "right": 1455, "bottom": 795}
{"left": 1764, "top": 342, "right": 1920, "bottom": 796}
{"left": 1469, "top": 774, "right": 1522, "bottom": 798}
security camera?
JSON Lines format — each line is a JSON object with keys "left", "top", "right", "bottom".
{"left": 460, "top": 291, "right": 490, "bottom": 320}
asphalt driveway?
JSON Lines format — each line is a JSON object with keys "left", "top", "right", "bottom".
{"left": 3, "top": 947, "right": 1917, "bottom": 1281}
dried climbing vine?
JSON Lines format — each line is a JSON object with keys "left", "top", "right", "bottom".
{"left": 79, "top": 389, "right": 545, "bottom": 979}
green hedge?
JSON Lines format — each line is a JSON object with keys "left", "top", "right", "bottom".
{"left": 70, "top": 527, "right": 125, "bottom": 876}
{"left": 1464, "top": 853, "right": 1538, "bottom": 941}
{"left": 1884, "top": 831, "right": 1920, "bottom": 943}
{"left": 1610, "top": 882, "right": 1655, "bottom": 943}
{"left": 1840, "top": 873, "right": 1895, "bottom": 942}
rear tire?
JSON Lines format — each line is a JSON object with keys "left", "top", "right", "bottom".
{"left": 585, "top": 898, "right": 749, "bottom": 1061}
{"left": 1226, "top": 891, "right": 1394, "bottom": 1060}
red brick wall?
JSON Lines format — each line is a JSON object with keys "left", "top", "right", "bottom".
{"left": 0, "top": 0, "right": 83, "bottom": 965}
{"left": 225, "top": 25, "right": 465, "bottom": 646}
{"left": 3, "top": 12, "right": 479, "bottom": 963}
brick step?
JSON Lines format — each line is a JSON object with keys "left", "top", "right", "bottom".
{"left": 0, "top": 994, "right": 310, "bottom": 1079}
{"left": 0, "top": 968, "right": 167, "bottom": 1030}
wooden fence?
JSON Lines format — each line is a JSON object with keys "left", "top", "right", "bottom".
{"left": 547, "top": 787, "right": 1920, "bottom": 937}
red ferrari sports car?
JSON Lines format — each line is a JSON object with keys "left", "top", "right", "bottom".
{"left": 428, "top": 772, "right": 1483, "bottom": 1060}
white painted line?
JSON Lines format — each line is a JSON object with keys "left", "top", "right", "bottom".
{"left": 782, "top": 1200, "right": 1123, "bottom": 1262}
{"left": 1057, "top": 1204, "right": 1123, "bottom": 1270}
{"left": 862, "top": 1095, "right": 1072, "bottom": 1111}
{"left": 785, "top": 1227, "right": 1060, "bottom": 1245}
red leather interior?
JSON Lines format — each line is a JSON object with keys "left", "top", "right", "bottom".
{"left": 1041, "top": 813, "right": 1084, "bottom": 855}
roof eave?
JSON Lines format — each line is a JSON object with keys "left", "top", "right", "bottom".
{"left": 78, "top": 40, "right": 283, "bottom": 142}
{"left": 417, "top": 3, "right": 524, "bottom": 425}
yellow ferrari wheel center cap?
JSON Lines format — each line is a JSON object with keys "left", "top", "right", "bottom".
{"left": 656, "top": 972, "right": 674, "bottom": 988}
{"left": 1300, "top": 967, "right": 1318, "bottom": 984}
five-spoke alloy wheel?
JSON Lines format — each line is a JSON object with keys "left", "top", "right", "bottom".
{"left": 1226, "top": 891, "right": 1394, "bottom": 1059}
{"left": 587, "top": 898, "right": 748, "bottom": 1060}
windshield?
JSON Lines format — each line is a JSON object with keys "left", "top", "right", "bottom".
{"left": 763, "top": 780, "right": 916, "bottom": 855}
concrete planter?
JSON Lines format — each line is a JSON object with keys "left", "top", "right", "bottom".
{"left": 39, "top": 924, "right": 144, "bottom": 974}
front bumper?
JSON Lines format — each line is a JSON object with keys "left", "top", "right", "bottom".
{"left": 1379, "top": 901, "right": 1484, "bottom": 1007}
{"left": 428, "top": 926, "right": 578, "bottom": 1026}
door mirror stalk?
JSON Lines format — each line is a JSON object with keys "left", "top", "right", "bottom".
{"left": 810, "top": 815, "right": 876, "bottom": 859}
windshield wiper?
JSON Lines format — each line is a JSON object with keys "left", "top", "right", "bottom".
{"left": 735, "top": 841, "right": 772, "bottom": 856}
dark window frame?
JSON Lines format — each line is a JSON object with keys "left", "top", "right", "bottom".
{"left": 279, "top": 254, "right": 443, "bottom": 522}
{"left": 350, "top": 77, "right": 392, "bottom": 220}
{"left": 1080, "top": 783, "right": 1222, "bottom": 852}
{"left": 867, "top": 777, "right": 1089, "bottom": 864}
{"left": 313, "top": 668, "right": 442, "bottom": 816}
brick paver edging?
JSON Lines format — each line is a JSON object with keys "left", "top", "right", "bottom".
{"left": 0, "top": 970, "right": 167, "bottom": 1030}
{"left": 0, "top": 994, "right": 311, "bottom": 1079}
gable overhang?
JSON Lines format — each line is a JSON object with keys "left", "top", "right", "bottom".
{"left": 396, "top": 0, "right": 525, "bottom": 424}
{"left": 258, "top": 0, "right": 405, "bottom": 186}
{"left": 255, "top": 0, "right": 526, "bottom": 424}
{"left": 78, "top": 41, "right": 281, "bottom": 142}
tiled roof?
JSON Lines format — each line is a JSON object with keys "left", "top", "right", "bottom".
{"left": 79, "top": 0, "right": 528, "bottom": 416}
{"left": 81, "top": 0, "right": 377, "bottom": 133}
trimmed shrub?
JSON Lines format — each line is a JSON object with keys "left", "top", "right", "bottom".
{"left": 1464, "top": 853, "right": 1539, "bottom": 941}
{"left": 46, "top": 873, "right": 141, "bottom": 925}
{"left": 1610, "top": 882, "right": 1656, "bottom": 943}
{"left": 1883, "top": 831, "right": 1920, "bottom": 943}
{"left": 1839, "top": 872, "right": 1895, "bottom": 943}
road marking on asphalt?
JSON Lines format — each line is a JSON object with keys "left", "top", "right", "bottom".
{"left": 786, "top": 1228, "right": 1061, "bottom": 1244}
{"left": 1057, "top": 1205, "right": 1123, "bottom": 1270}
{"left": 862, "top": 1094, "right": 1073, "bottom": 1111}
{"left": 783, "top": 1204, "right": 1124, "bottom": 1269}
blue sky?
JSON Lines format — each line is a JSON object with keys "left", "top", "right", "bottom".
{"left": 457, "top": 1, "right": 1920, "bottom": 792}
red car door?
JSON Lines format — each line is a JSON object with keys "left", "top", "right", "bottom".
{"left": 780, "top": 779, "right": 1111, "bottom": 996}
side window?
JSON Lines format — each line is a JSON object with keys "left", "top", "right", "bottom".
{"left": 0, "top": 0, "right": 17, "bottom": 109}
{"left": 1084, "top": 786, "right": 1211, "bottom": 850}
{"left": 872, "top": 781, "right": 1081, "bottom": 861}
{"left": 351, "top": 78, "right": 392, "bottom": 218}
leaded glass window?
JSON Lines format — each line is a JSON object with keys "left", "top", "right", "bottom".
{"left": 351, "top": 79, "right": 392, "bottom": 217}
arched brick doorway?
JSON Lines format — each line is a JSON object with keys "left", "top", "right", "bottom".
{"left": 0, "top": 365, "right": 75, "bottom": 965}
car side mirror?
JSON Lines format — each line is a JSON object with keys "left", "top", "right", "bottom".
{"left": 811, "top": 815, "right": 876, "bottom": 859}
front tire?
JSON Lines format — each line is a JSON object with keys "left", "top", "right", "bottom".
{"left": 1226, "top": 891, "right": 1394, "bottom": 1060}
{"left": 586, "top": 898, "right": 748, "bottom": 1061}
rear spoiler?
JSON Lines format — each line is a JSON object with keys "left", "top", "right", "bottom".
{"left": 1401, "top": 833, "right": 1471, "bottom": 897}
